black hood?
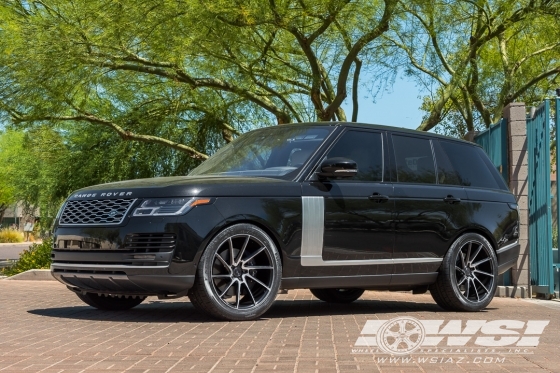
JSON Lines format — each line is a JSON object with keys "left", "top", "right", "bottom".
{"left": 68, "top": 175, "right": 302, "bottom": 200}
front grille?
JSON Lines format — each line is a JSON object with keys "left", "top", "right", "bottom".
{"left": 124, "top": 233, "right": 177, "bottom": 253}
{"left": 59, "top": 199, "right": 136, "bottom": 225}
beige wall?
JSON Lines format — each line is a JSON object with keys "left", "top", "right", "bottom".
{"left": 504, "top": 102, "right": 530, "bottom": 289}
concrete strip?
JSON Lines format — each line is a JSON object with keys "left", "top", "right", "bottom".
{"left": 4, "top": 269, "right": 55, "bottom": 281}
{"left": 495, "top": 285, "right": 528, "bottom": 298}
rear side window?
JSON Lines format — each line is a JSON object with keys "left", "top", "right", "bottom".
{"left": 433, "top": 141, "right": 462, "bottom": 185}
{"left": 438, "top": 140, "right": 505, "bottom": 189}
{"left": 392, "top": 135, "right": 436, "bottom": 184}
{"left": 326, "top": 130, "right": 383, "bottom": 181}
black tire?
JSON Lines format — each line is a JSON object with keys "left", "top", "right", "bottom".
{"left": 310, "top": 288, "right": 365, "bottom": 303}
{"left": 430, "top": 233, "right": 498, "bottom": 312}
{"left": 76, "top": 293, "right": 146, "bottom": 311}
{"left": 188, "top": 223, "right": 282, "bottom": 321}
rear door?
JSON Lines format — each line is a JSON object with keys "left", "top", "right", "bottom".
{"left": 390, "top": 134, "right": 467, "bottom": 279}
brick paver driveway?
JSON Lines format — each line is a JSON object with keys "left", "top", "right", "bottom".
{"left": 1, "top": 280, "right": 559, "bottom": 373}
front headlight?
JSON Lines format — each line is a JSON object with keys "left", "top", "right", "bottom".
{"left": 133, "top": 197, "right": 212, "bottom": 217}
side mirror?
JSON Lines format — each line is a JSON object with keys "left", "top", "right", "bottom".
{"left": 318, "top": 157, "right": 358, "bottom": 179}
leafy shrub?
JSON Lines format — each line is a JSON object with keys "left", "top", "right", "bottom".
{"left": 1, "top": 238, "right": 52, "bottom": 276}
{"left": 0, "top": 228, "right": 24, "bottom": 243}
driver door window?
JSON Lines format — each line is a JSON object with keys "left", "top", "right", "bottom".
{"left": 326, "top": 130, "right": 383, "bottom": 181}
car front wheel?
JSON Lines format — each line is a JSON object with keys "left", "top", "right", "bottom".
{"left": 188, "top": 223, "right": 282, "bottom": 321}
{"left": 430, "top": 233, "right": 498, "bottom": 311}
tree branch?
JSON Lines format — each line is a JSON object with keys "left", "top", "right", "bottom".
{"left": 322, "top": 0, "right": 398, "bottom": 121}
{"left": 13, "top": 113, "right": 209, "bottom": 159}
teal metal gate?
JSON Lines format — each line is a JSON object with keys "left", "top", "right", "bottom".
{"left": 526, "top": 99, "right": 558, "bottom": 296}
{"left": 473, "top": 118, "right": 509, "bottom": 182}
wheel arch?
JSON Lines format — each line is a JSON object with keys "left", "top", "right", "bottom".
{"left": 194, "top": 216, "right": 285, "bottom": 269}
{"left": 452, "top": 226, "right": 498, "bottom": 252}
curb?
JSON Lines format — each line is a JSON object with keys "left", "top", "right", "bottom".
{"left": 495, "top": 285, "right": 528, "bottom": 298}
{"left": 3, "top": 269, "right": 55, "bottom": 281}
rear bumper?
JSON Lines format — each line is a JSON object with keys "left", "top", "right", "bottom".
{"left": 496, "top": 241, "right": 520, "bottom": 275}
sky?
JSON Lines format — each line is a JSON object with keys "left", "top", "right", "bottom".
{"left": 340, "top": 76, "right": 425, "bottom": 130}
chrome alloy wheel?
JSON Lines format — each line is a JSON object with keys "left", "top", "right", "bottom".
{"left": 452, "top": 240, "right": 495, "bottom": 304}
{"left": 210, "top": 234, "right": 274, "bottom": 310}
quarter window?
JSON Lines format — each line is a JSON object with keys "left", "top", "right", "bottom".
{"left": 438, "top": 140, "right": 501, "bottom": 189}
{"left": 392, "top": 135, "right": 436, "bottom": 184}
{"left": 326, "top": 130, "right": 383, "bottom": 182}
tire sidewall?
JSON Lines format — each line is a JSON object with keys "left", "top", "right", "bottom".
{"left": 447, "top": 233, "right": 498, "bottom": 311}
{"left": 199, "top": 223, "right": 282, "bottom": 320}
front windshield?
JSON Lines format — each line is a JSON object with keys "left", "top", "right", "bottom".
{"left": 189, "top": 126, "right": 333, "bottom": 179}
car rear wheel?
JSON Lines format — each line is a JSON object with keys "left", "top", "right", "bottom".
{"left": 188, "top": 224, "right": 282, "bottom": 321}
{"left": 430, "top": 233, "right": 497, "bottom": 311}
{"left": 310, "top": 288, "right": 365, "bottom": 303}
{"left": 76, "top": 293, "right": 146, "bottom": 310}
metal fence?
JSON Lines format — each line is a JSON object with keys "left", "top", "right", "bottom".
{"left": 474, "top": 118, "right": 509, "bottom": 183}
{"left": 526, "top": 99, "right": 558, "bottom": 296}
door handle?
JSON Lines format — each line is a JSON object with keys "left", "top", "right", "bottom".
{"left": 443, "top": 195, "right": 461, "bottom": 204}
{"left": 369, "top": 193, "right": 389, "bottom": 203}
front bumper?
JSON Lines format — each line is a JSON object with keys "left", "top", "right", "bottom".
{"left": 51, "top": 218, "right": 198, "bottom": 296}
{"left": 51, "top": 245, "right": 196, "bottom": 296}
{"left": 51, "top": 267, "right": 194, "bottom": 296}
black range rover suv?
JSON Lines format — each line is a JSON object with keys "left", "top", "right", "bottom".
{"left": 51, "top": 123, "right": 520, "bottom": 320}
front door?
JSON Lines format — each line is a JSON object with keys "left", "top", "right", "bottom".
{"left": 300, "top": 129, "right": 395, "bottom": 284}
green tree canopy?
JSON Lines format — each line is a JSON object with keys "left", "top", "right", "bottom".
{"left": 1, "top": 0, "right": 559, "bottom": 167}
{"left": 0, "top": 0, "right": 399, "bottom": 160}
{"left": 384, "top": 0, "right": 560, "bottom": 134}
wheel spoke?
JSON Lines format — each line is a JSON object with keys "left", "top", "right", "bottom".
{"left": 457, "top": 275, "right": 467, "bottom": 286}
{"left": 219, "top": 279, "right": 236, "bottom": 298}
{"left": 455, "top": 266, "right": 465, "bottom": 274}
{"left": 471, "top": 244, "right": 483, "bottom": 264}
{"left": 474, "top": 269, "right": 494, "bottom": 278}
{"left": 385, "top": 330, "right": 401, "bottom": 338}
{"left": 405, "top": 326, "right": 421, "bottom": 337}
{"left": 398, "top": 320, "right": 407, "bottom": 333}
{"left": 228, "top": 237, "right": 235, "bottom": 265}
{"left": 459, "top": 250, "right": 466, "bottom": 269}
{"left": 215, "top": 253, "right": 231, "bottom": 273}
{"left": 243, "top": 280, "right": 257, "bottom": 307}
{"left": 472, "top": 257, "right": 490, "bottom": 267}
{"left": 243, "top": 246, "right": 266, "bottom": 264}
{"left": 246, "top": 274, "right": 271, "bottom": 291}
{"left": 473, "top": 279, "right": 480, "bottom": 301}
{"left": 465, "top": 242, "right": 472, "bottom": 264}
{"left": 389, "top": 338, "right": 402, "bottom": 349}
{"left": 235, "top": 281, "right": 241, "bottom": 309}
{"left": 236, "top": 235, "right": 250, "bottom": 265}
{"left": 473, "top": 275, "right": 489, "bottom": 294}
{"left": 212, "top": 274, "right": 232, "bottom": 279}
{"left": 403, "top": 338, "right": 415, "bottom": 349}
{"left": 464, "top": 277, "right": 470, "bottom": 298}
